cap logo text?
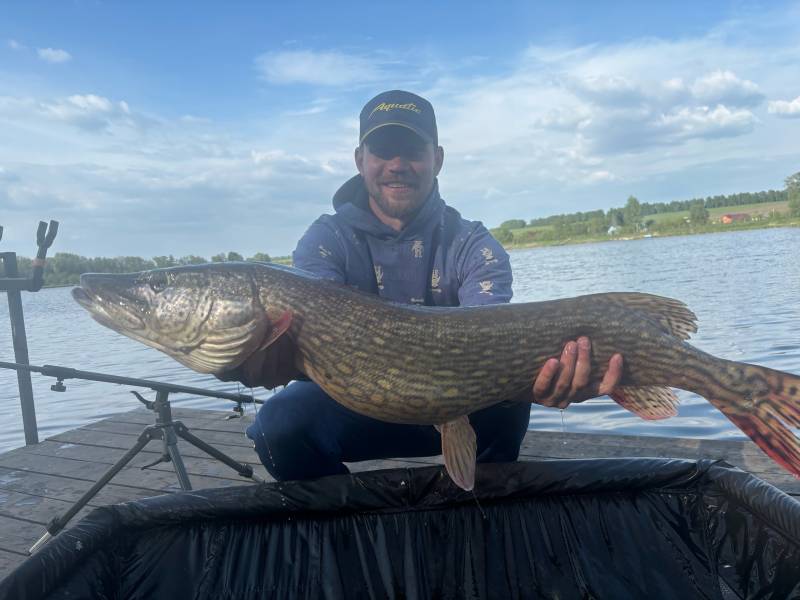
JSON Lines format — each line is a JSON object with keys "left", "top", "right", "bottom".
{"left": 369, "top": 102, "right": 422, "bottom": 119}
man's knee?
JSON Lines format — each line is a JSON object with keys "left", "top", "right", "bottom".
{"left": 245, "top": 382, "right": 347, "bottom": 480}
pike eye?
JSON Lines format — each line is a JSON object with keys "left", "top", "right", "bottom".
{"left": 149, "top": 273, "right": 169, "bottom": 293}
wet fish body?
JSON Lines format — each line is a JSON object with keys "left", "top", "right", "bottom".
{"left": 72, "top": 262, "right": 800, "bottom": 490}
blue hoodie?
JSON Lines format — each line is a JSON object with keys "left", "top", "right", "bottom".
{"left": 293, "top": 175, "right": 512, "bottom": 307}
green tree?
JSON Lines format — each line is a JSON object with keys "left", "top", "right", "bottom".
{"left": 607, "top": 207, "right": 624, "bottom": 227}
{"left": 499, "top": 219, "right": 526, "bottom": 230}
{"left": 787, "top": 171, "right": 800, "bottom": 217}
{"left": 588, "top": 216, "right": 607, "bottom": 235}
{"left": 689, "top": 201, "right": 709, "bottom": 224}
{"left": 247, "top": 252, "right": 272, "bottom": 263}
{"left": 490, "top": 228, "right": 514, "bottom": 244}
{"left": 227, "top": 251, "right": 244, "bottom": 262}
{"left": 179, "top": 255, "right": 207, "bottom": 265}
{"left": 152, "top": 255, "right": 177, "bottom": 268}
{"left": 623, "top": 196, "right": 641, "bottom": 229}
{"left": 211, "top": 253, "right": 227, "bottom": 262}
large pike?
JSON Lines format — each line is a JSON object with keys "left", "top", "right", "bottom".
{"left": 72, "top": 262, "right": 800, "bottom": 490}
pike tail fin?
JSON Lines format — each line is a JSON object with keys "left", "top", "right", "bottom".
{"left": 707, "top": 363, "right": 800, "bottom": 478}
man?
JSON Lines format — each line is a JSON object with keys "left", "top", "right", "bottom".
{"left": 227, "top": 90, "right": 623, "bottom": 481}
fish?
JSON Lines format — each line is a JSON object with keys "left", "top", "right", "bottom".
{"left": 72, "top": 262, "right": 800, "bottom": 491}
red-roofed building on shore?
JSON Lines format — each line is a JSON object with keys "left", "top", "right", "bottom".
{"left": 720, "top": 213, "right": 751, "bottom": 224}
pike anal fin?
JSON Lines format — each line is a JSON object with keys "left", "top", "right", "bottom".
{"left": 610, "top": 385, "right": 679, "bottom": 420}
{"left": 436, "top": 416, "right": 477, "bottom": 491}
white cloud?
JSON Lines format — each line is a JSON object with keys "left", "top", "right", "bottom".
{"left": 661, "top": 104, "right": 757, "bottom": 140}
{"left": 39, "top": 94, "right": 137, "bottom": 131}
{"left": 255, "top": 50, "right": 380, "bottom": 86}
{"left": 768, "top": 95, "right": 800, "bottom": 118}
{"left": 690, "top": 70, "right": 763, "bottom": 107}
{"left": 8, "top": 39, "right": 25, "bottom": 51}
{"left": 37, "top": 47, "right": 72, "bottom": 63}
{"left": 567, "top": 75, "right": 646, "bottom": 107}
{"left": 586, "top": 170, "right": 617, "bottom": 183}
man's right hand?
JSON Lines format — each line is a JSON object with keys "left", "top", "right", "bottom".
{"left": 215, "top": 334, "right": 301, "bottom": 389}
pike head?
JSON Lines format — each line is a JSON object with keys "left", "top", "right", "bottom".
{"left": 72, "top": 263, "right": 291, "bottom": 374}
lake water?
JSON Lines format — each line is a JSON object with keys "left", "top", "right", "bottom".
{"left": 1, "top": 227, "right": 798, "bottom": 453}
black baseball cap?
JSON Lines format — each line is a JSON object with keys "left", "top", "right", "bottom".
{"left": 359, "top": 90, "right": 438, "bottom": 146}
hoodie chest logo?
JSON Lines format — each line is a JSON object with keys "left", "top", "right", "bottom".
{"left": 479, "top": 280, "right": 494, "bottom": 294}
{"left": 411, "top": 240, "right": 424, "bottom": 259}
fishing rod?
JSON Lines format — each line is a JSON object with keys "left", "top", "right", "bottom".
{"left": 0, "top": 360, "right": 262, "bottom": 409}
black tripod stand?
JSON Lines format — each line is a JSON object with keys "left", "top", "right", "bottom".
{"left": 0, "top": 362, "right": 265, "bottom": 554}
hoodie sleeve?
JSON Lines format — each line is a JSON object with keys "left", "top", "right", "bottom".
{"left": 457, "top": 225, "right": 513, "bottom": 307}
{"left": 292, "top": 218, "right": 347, "bottom": 283}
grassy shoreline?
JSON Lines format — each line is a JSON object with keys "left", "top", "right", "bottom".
{"left": 501, "top": 218, "right": 800, "bottom": 252}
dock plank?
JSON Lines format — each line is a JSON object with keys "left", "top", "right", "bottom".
{"left": 18, "top": 441, "right": 268, "bottom": 482}
{"left": 0, "top": 452, "right": 254, "bottom": 493}
{"left": 0, "top": 466, "right": 164, "bottom": 506}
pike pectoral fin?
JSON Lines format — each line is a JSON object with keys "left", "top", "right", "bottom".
{"left": 609, "top": 386, "right": 679, "bottom": 420}
{"left": 436, "top": 416, "right": 478, "bottom": 491}
{"left": 258, "top": 310, "right": 293, "bottom": 351}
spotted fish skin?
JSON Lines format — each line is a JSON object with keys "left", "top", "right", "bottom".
{"left": 73, "top": 262, "right": 800, "bottom": 481}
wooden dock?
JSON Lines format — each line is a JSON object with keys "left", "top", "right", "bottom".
{"left": 0, "top": 406, "right": 797, "bottom": 579}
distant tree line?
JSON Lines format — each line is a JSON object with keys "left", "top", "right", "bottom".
{"left": 11, "top": 251, "right": 281, "bottom": 287}
{"left": 526, "top": 189, "right": 788, "bottom": 229}
{"left": 491, "top": 173, "right": 799, "bottom": 245}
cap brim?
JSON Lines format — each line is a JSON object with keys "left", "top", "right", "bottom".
{"left": 359, "top": 122, "right": 434, "bottom": 146}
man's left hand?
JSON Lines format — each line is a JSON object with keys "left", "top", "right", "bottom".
{"left": 532, "top": 336, "right": 623, "bottom": 409}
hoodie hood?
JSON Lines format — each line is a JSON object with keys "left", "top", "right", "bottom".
{"left": 332, "top": 175, "right": 444, "bottom": 240}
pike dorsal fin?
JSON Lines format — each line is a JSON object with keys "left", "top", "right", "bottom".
{"left": 602, "top": 293, "right": 698, "bottom": 340}
{"left": 610, "top": 385, "right": 679, "bottom": 420}
{"left": 436, "top": 416, "right": 477, "bottom": 491}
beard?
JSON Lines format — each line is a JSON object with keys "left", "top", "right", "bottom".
{"left": 365, "top": 179, "right": 431, "bottom": 221}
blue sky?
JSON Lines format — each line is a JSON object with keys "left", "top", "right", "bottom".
{"left": 1, "top": 1, "right": 799, "bottom": 259}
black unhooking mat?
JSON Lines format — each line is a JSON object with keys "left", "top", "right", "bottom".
{"left": 1, "top": 458, "right": 799, "bottom": 599}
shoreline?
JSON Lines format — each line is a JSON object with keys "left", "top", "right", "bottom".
{"left": 501, "top": 220, "right": 800, "bottom": 252}
{"left": 23, "top": 220, "right": 800, "bottom": 288}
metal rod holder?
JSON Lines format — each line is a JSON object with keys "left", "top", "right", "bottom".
{"left": 26, "top": 386, "right": 263, "bottom": 554}
{"left": 0, "top": 220, "right": 59, "bottom": 445}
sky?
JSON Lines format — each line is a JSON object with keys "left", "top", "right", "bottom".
{"left": 1, "top": 1, "right": 799, "bottom": 259}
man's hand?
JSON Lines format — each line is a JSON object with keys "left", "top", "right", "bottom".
{"left": 215, "top": 335, "right": 301, "bottom": 389}
{"left": 532, "top": 336, "right": 623, "bottom": 409}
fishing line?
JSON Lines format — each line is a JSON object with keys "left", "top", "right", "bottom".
{"left": 470, "top": 490, "right": 487, "bottom": 520}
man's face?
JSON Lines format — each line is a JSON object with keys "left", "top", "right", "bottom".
{"left": 355, "top": 126, "right": 444, "bottom": 224}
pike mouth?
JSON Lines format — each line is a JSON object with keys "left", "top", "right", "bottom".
{"left": 71, "top": 285, "right": 146, "bottom": 333}
{"left": 71, "top": 286, "right": 92, "bottom": 308}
